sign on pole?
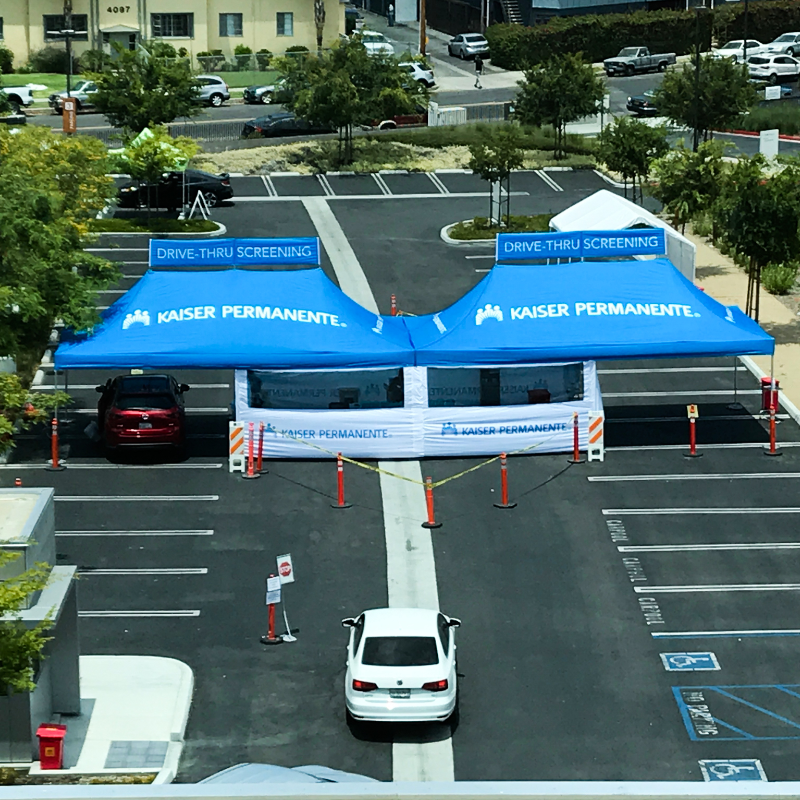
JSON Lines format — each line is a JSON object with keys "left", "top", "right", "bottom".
{"left": 62, "top": 98, "right": 77, "bottom": 135}
{"left": 765, "top": 85, "right": 781, "bottom": 101}
{"left": 760, "top": 128, "right": 779, "bottom": 160}
{"left": 686, "top": 404, "right": 699, "bottom": 419}
{"left": 266, "top": 574, "right": 282, "bottom": 605}
{"left": 277, "top": 553, "right": 295, "bottom": 584}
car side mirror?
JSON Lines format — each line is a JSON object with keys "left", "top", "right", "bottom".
{"left": 448, "top": 618, "right": 461, "bottom": 628}
{"left": 95, "top": 385, "right": 104, "bottom": 393}
{"left": 341, "top": 618, "right": 356, "bottom": 628}
{"left": 179, "top": 384, "right": 190, "bottom": 393}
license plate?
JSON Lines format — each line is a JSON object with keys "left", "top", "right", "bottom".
{"left": 139, "top": 422, "right": 153, "bottom": 429}
{"left": 389, "top": 689, "right": 410, "bottom": 699}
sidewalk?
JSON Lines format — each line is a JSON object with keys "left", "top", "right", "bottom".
{"left": 23, "top": 656, "right": 193, "bottom": 784}
{"left": 687, "top": 228, "right": 800, "bottom": 411}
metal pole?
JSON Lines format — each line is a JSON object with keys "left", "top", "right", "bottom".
{"left": 692, "top": 7, "right": 702, "bottom": 152}
{"left": 281, "top": 602, "right": 297, "bottom": 642}
{"left": 728, "top": 356, "right": 742, "bottom": 409}
{"left": 64, "top": 0, "right": 73, "bottom": 96}
{"left": 419, "top": 0, "right": 427, "bottom": 56}
{"left": 743, "top": 0, "right": 749, "bottom": 63}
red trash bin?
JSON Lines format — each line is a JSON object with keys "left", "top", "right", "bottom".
{"left": 36, "top": 723, "right": 67, "bottom": 770}
{"left": 761, "top": 377, "right": 780, "bottom": 411}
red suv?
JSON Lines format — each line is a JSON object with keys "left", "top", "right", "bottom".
{"left": 96, "top": 375, "right": 189, "bottom": 453}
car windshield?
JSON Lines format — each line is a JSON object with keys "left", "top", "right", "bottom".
{"left": 362, "top": 32, "right": 386, "bottom": 41}
{"left": 361, "top": 636, "right": 439, "bottom": 666}
{"left": 644, "top": 90, "right": 656, "bottom": 99}
{"left": 72, "top": 80, "right": 92, "bottom": 92}
{"left": 465, "top": 34, "right": 486, "bottom": 42}
{"left": 618, "top": 48, "right": 640, "bottom": 56}
{"left": 721, "top": 41, "right": 743, "bottom": 49}
{"left": 749, "top": 56, "right": 769, "bottom": 64}
{"left": 116, "top": 394, "right": 176, "bottom": 411}
{"left": 775, "top": 34, "right": 796, "bottom": 42}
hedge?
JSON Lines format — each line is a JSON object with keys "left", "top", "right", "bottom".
{"left": 486, "top": 8, "right": 708, "bottom": 70}
{"left": 713, "top": 0, "right": 800, "bottom": 47}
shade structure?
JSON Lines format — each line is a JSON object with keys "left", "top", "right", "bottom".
{"left": 405, "top": 258, "right": 774, "bottom": 366}
{"left": 55, "top": 268, "right": 414, "bottom": 370}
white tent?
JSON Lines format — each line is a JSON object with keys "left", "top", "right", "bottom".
{"left": 550, "top": 189, "right": 697, "bottom": 282}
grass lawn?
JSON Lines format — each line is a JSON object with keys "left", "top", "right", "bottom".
{"left": 449, "top": 214, "right": 555, "bottom": 240}
{"left": 6, "top": 72, "right": 69, "bottom": 98}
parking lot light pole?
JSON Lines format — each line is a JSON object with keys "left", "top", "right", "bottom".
{"left": 47, "top": 1, "right": 76, "bottom": 97}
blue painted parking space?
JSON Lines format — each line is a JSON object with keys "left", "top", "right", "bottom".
{"left": 699, "top": 759, "right": 767, "bottom": 781}
{"left": 674, "top": 685, "right": 800, "bottom": 741}
{"left": 661, "top": 652, "right": 720, "bottom": 671}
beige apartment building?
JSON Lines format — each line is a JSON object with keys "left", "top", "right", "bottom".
{"left": 0, "top": 0, "right": 345, "bottom": 68}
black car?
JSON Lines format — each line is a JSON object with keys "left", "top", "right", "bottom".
{"left": 241, "top": 112, "right": 336, "bottom": 138}
{"left": 117, "top": 169, "right": 233, "bottom": 210}
{"left": 626, "top": 90, "right": 659, "bottom": 116}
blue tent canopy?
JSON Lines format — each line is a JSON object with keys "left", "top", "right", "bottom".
{"left": 405, "top": 259, "right": 774, "bottom": 365}
{"left": 55, "top": 268, "right": 414, "bottom": 369}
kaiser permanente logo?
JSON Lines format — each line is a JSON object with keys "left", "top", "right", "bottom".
{"left": 121, "top": 305, "right": 347, "bottom": 329}
{"left": 474, "top": 301, "right": 701, "bottom": 324}
{"left": 441, "top": 421, "right": 568, "bottom": 436}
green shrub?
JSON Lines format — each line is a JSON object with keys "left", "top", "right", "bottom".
{"left": 762, "top": 263, "right": 798, "bottom": 294}
{"left": 90, "top": 218, "right": 219, "bottom": 233}
{"left": 0, "top": 47, "right": 13, "bottom": 75}
{"left": 256, "top": 49, "right": 272, "bottom": 70}
{"left": 735, "top": 103, "right": 800, "bottom": 135}
{"left": 27, "top": 46, "right": 77, "bottom": 74}
{"left": 714, "top": 0, "right": 800, "bottom": 48}
{"left": 79, "top": 49, "right": 112, "bottom": 74}
{"left": 486, "top": 9, "right": 712, "bottom": 70}
{"left": 149, "top": 41, "right": 178, "bottom": 59}
{"left": 450, "top": 214, "right": 554, "bottom": 240}
{"left": 196, "top": 50, "right": 226, "bottom": 71}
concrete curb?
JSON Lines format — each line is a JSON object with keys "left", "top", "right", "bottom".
{"left": 440, "top": 221, "right": 493, "bottom": 246}
{"left": 96, "top": 222, "right": 227, "bottom": 239}
{"left": 152, "top": 658, "right": 195, "bottom": 785}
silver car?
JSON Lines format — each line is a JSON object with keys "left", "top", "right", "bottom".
{"left": 764, "top": 32, "right": 800, "bottom": 57}
{"left": 49, "top": 79, "right": 97, "bottom": 113}
{"left": 447, "top": 33, "right": 489, "bottom": 60}
{"left": 195, "top": 75, "right": 231, "bottom": 107}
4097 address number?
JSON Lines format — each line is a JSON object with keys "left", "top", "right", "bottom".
{"left": 107, "top": 6, "right": 131, "bottom": 12}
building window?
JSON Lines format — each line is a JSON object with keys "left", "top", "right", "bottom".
{"left": 219, "top": 13, "right": 243, "bottom": 37}
{"left": 276, "top": 12, "right": 294, "bottom": 36}
{"left": 43, "top": 14, "right": 89, "bottom": 41}
{"left": 0, "top": 18, "right": 4, "bottom": 39}
{"left": 151, "top": 13, "right": 194, "bottom": 38}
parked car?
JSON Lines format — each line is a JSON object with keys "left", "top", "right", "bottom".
{"left": 358, "top": 30, "right": 395, "bottom": 56}
{"left": 96, "top": 374, "right": 189, "bottom": 453}
{"left": 49, "top": 79, "right": 97, "bottom": 113}
{"left": 626, "top": 89, "right": 659, "bottom": 116}
{"left": 342, "top": 608, "right": 460, "bottom": 722}
{"left": 1, "top": 85, "right": 34, "bottom": 114}
{"left": 345, "top": 6, "right": 365, "bottom": 33}
{"left": 713, "top": 40, "right": 766, "bottom": 62}
{"left": 604, "top": 47, "right": 676, "bottom": 76}
{"left": 764, "top": 32, "right": 800, "bottom": 56}
{"left": 747, "top": 54, "right": 800, "bottom": 83}
{"left": 241, "top": 112, "right": 335, "bottom": 138}
{"left": 195, "top": 75, "right": 231, "bottom": 107}
{"left": 243, "top": 78, "right": 287, "bottom": 105}
{"left": 368, "top": 104, "right": 428, "bottom": 130}
{"left": 400, "top": 61, "right": 435, "bottom": 88}
{"left": 117, "top": 169, "right": 233, "bottom": 209}
{"left": 447, "top": 33, "right": 489, "bottom": 60}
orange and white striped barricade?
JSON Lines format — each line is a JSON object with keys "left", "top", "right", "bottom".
{"left": 587, "top": 412, "right": 604, "bottom": 462}
{"left": 229, "top": 421, "right": 246, "bottom": 473}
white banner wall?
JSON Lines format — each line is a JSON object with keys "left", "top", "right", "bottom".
{"left": 234, "top": 364, "right": 602, "bottom": 459}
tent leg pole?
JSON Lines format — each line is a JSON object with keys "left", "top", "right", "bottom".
{"left": 727, "top": 356, "right": 741, "bottom": 410}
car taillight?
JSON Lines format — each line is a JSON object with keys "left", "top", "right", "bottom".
{"left": 421, "top": 679, "right": 448, "bottom": 692}
{"left": 352, "top": 680, "right": 378, "bottom": 692}
{"left": 221, "top": 179, "right": 230, "bottom": 186}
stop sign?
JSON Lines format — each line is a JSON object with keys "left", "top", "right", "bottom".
{"left": 276, "top": 553, "right": 294, "bottom": 583}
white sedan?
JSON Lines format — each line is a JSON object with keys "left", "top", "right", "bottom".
{"left": 713, "top": 39, "right": 766, "bottom": 62}
{"left": 748, "top": 54, "right": 800, "bottom": 83}
{"left": 343, "top": 607, "right": 460, "bottom": 722}
{"left": 358, "top": 31, "right": 395, "bottom": 56}
{"left": 764, "top": 32, "right": 800, "bottom": 57}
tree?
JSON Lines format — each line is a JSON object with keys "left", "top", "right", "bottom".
{"left": 314, "top": 0, "right": 326, "bottom": 56}
{"left": 649, "top": 140, "right": 727, "bottom": 234}
{"left": 0, "top": 550, "right": 53, "bottom": 693}
{"left": 514, "top": 53, "right": 604, "bottom": 159}
{"left": 0, "top": 373, "right": 70, "bottom": 457}
{"left": 714, "top": 155, "right": 800, "bottom": 320}
{"left": 597, "top": 116, "right": 668, "bottom": 204}
{"left": 654, "top": 55, "right": 756, "bottom": 148}
{"left": 0, "top": 126, "right": 119, "bottom": 379}
{"left": 468, "top": 126, "right": 525, "bottom": 227}
{"left": 0, "top": 85, "right": 11, "bottom": 116}
{"left": 89, "top": 41, "right": 201, "bottom": 133}
{"left": 277, "top": 37, "right": 429, "bottom": 165}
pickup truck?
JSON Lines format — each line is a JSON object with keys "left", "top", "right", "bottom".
{"left": 604, "top": 47, "right": 677, "bottom": 77}
{"left": 0, "top": 85, "right": 35, "bottom": 113}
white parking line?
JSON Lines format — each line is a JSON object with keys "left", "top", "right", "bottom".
{"left": 261, "top": 174, "right": 277, "bottom": 197}
{"left": 465, "top": 255, "right": 495, "bottom": 259}
{"left": 426, "top": 173, "right": 450, "bottom": 194}
{"left": 98, "top": 289, "right": 127, "bottom": 295}
{"left": 372, "top": 173, "right": 392, "bottom": 195}
{"left": 604, "top": 507, "right": 800, "bottom": 515}
{"left": 316, "top": 174, "right": 335, "bottom": 197}
{"left": 620, "top": 543, "right": 800, "bottom": 552}
{"left": 603, "top": 390, "right": 761, "bottom": 398}
{"left": 635, "top": 583, "right": 800, "bottom": 593}
{"left": 591, "top": 472, "right": 800, "bottom": 483}
{"left": 58, "top": 530, "right": 214, "bottom": 537}
{"left": 306, "top": 195, "right": 453, "bottom": 783}
{"left": 598, "top": 367, "right": 748, "bottom": 375}
{"left": 80, "top": 610, "right": 201, "bottom": 618}
{"left": 80, "top": 568, "right": 208, "bottom": 575}
{"left": 234, "top": 191, "right": 530, "bottom": 202}
{"left": 535, "top": 169, "right": 563, "bottom": 191}
{"left": 652, "top": 629, "right": 800, "bottom": 639}
{"left": 55, "top": 495, "right": 219, "bottom": 502}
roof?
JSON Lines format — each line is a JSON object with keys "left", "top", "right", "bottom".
{"left": 362, "top": 608, "right": 440, "bottom": 636}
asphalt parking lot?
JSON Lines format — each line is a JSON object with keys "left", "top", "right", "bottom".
{"left": 6, "top": 169, "right": 800, "bottom": 783}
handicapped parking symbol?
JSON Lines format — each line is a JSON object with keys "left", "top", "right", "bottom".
{"left": 699, "top": 760, "right": 767, "bottom": 782}
{"left": 661, "top": 651, "right": 720, "bottom": 671}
